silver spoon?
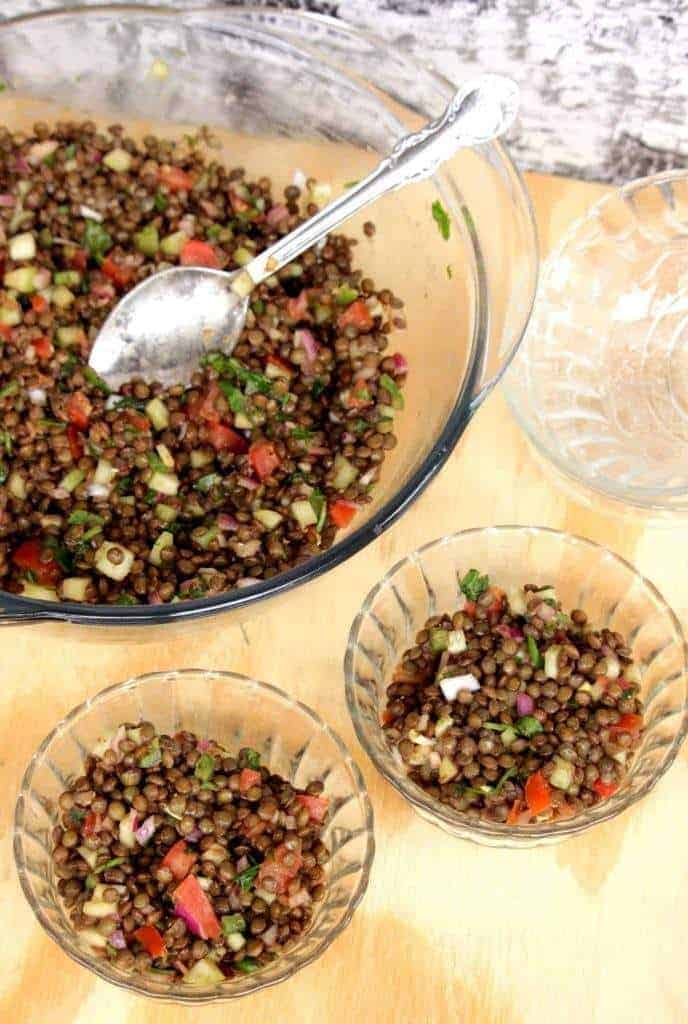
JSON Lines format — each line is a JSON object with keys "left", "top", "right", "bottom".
{"left": 89, "top": 74, "right": 519, "bottom": 389}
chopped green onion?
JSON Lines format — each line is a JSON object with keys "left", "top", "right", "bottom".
{"left": 234, "top": 864, "right": 259, "bottom": 892}
{"left": 379, "top": 373, "right": 404, "bottom": 411}
{"left": 246, "top": 749, "right": 261, "bottom": 770}
{"left": 431, "top": 199, "right": 451, "bottom": 241}
{"left": 93, "top": 856, "right": 125, "bottom": 875}
{"left": 194, "top": 752, "right": 215, "bottom": 782}
{"left": 83, "top": 366, "right": 111, "bottom": 394}
{"left": 0, "top": 380, "right": 19, "bottom": 401}
{"left": 221, "top": 914, "right": 246, "bottom": 935}
{"left": 218, "top": 380, "right": 247, "bottom": 413}
{"left": 83, "top": 220, "right": 112, "bottom": 260}
{"left": 459, "top": 568, "right": 489, "bottom": 602}
{"left": 290, "top": 426, "right": 313, "bottom": 441}
{"left": 483, "top": 721, "right": 509, "bottom": 732}
{"left": 308, "top": 489, "right": 327, "bottom": 532}
{"left": 527, "top": 635, "right": 543, "bottom": 668}
{"left": 516, "top": 715, "right": 543, "bottom": 738}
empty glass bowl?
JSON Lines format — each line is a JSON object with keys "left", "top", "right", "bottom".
{"left": 505, "top": 170, "right": 688, "bottom": 514}
{"left": 345, "top": 526, "right": 688, "bottom": 847}
{"left": 14, "top": 669, "right": 374, "bottom": 1001}
{"left": 0, "top": 5, "right": 537, "bottom": 635}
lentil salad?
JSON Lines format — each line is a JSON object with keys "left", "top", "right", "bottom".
{"left": 52, "top": 722, "right": 329, "bottom": 985}
{"left": 0, "top": 120, "right": 408, "bottom": 605}
{"left": 382, "top": 571, "right": 644, "bottom": 825}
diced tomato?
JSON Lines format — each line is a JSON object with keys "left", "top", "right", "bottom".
{"left": 249, "top": 440, "right": 281, "bottom": 480}
{"left": 101, "top": 256, "right": 134, "bottom": 288}
{"left": 0, "top": 324, "right": 14, "bottom": 340}
{"left": 239, "top": 768, "right": 261, "bottom": 793}
{"left": 67, "top": 424, "right": 84, "bottom": 461}
{"left": 486, "top": 586, "right": 506, "bottom": 623}
{"left": 68, "top": 248, "right": 88, "bottom": 272}
{"left": 592, "top": 778, "right": 619, "bottom": 799}
{"left": 329, "top": 499, "right": 358, "bottom": 529}
{"left": 286, "top": 289, "right": 310, "bottom": 321}
{"left": 257, "top": 842, "right": 303, "bottom": 895}
{"left": 524, "top": 771, "right": 552, "bottom": 815}
{"left": 33, "top": 335, "right": 54, "bottom": 360}
{"left": 65, "top": 390, "right": 92, "bottom": 430}
{"left": 241, "top": 817, "right": 267, "bottom": 841}
{"left": 208, "top": 421, "right": 248, "bottom": 453}
{"left": 12, "top": 537, "right": 61, "bottom": 585}
{"left": 125, "top": 410, "right": 151, "bottom": 433}
{"left": 506, "top": 799, "right": 523, "bottom": 826}
{"left": 295, "top": 793, "right": 329, "bottom": 824}
{"left": 180, "top": 239, "right": 220, "bottom": 269}
{"left": 82, "top": 810, "right": 103, "bottom": 837}
{"left": 265, "top": 353, "right": 294, "bottom": 379}
{"left": 172, "top": 873, "right": 221, "bottom": 941}
{"left": 158, "top": 164, "right": 194, "bottom": 192}
{"left": 338, "top": 298, "right": 373, "bottom": 331}
{"left": 187, "top": 381, "right": 221, "bottom": 424}
{"left": 31, "top": 294, "right": 49, "bottom": 315}
{"left": 133, "top": 924, "right": 166, "bottom": 958}
{"left": 228, "top": 188, "right": 251, "bottom": 214}
{"left": 608, "top": 713, "right": 643, "bottom": 737}
{"left": 463, "top": 601, "right": 477, "bottom": 618}
{"left": 161, "top": 839, "right": 197, "bottom": 882}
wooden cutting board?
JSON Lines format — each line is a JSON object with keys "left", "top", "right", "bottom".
{"left": 3, "top": 172, "right": 687, "bottom": 1024}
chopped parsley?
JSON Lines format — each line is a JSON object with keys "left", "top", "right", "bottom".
{"left": 115, "top": 594, "right": 138, "bottom": 605}
{"left": 44, "top": 536, "right": 74, "bottom": 574}
{"left": 0, "top": 380, "right": 19, "bottom": 401}
{"left": 68, "top": 510, "right": 104, "bottom": 526}
{"left": 309, "top": 488, "right": 327, "bottom": 532}
{"left": 153, "top": 191, "right": 168, "bottom": 212}
{"left": 431, "top": 199, "right": 451, "bottom": 241}
{"left": 459, "top": 568, "right": 489, "bottom": 603}
{"left": 527, "top": 635, "right": 543, "bottom": 669}
{"left": 311, "top": 378, "right": 326, "bottom": 400}
{"left": 234, "top": 864, "right": 259, "bottom": 892}
{"left": 515, "top": 715, "right": 543, "bottom": 738}
{"left": 246, "top": 749, "right": 261, "bottom": 770}
{"left": 0, "top": 429, "right": 12, "bottom": 455}
{"left": 290, "top": 426, "right": 313, "bottom": 442}
{"left": 83, "top": 366, "right": 111, "bottom": 394}
{"left": 83, "top": 219, "right": 112, "bottom": 260}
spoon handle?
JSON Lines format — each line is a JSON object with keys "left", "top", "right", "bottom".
{"left": 240, "top": 73, "right": 518, "bottom": 289}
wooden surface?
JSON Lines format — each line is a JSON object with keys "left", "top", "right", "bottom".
{"left": 3, "top": 172, "right": 688, "bottom": 1024}
{"left": 5, "top": 0, "right": 688, "bottom": 184}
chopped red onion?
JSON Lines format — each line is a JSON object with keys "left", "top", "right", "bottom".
{"left": 87, "top": 149, "right": 102, "bottom": 164}
{"left": 14, "top": 155, "right": 30, "bottom": 174}
{"left": 516, "top": 693, "right": 534, "bottom": 716}
{"left": 237, "top": 475, "right": 259, "bottom": 490}
{"left": 495, "top": 624, "right": 524, "bottom": 640}
{"left": 392, "top": 352, "right": 409, "bottom": 374}
{"left": 266, "top": 203, "right": 288, "bottom": 226}
{"left": 294, "top": 327, "right": 318, "bottom": 364}
{"left": 134, "top": 815, "right": 158, "bottom": 845}
{"left": 0, "top": 194, "right": 15, "bottom": 207}
{"left": 196, "top": 738, "right": 211, "bottom": 752}
{"left": 236, "top": 854, "right": 249, "bottom": 873}
{"left": 174, "top": 901, "right": 203, "bottom": 937}
{"left": 28, "top": 140, "right": 58, "bottom": 165}
{"left": 147, "top": 591, "right": 164, "bottom": 605}
{"left": 217, "top": 512, "right": 239, "bottom": 532}
{"left": 186, "top": 827, "right": 202, "bottom": 843}
{"left": 536, "top": 601, "right": 556, "bottom": 622}
{"left": 109, "top": 929, "right": 127, "bottom": 950}
{"left": 33, "top": 268, "right": 51, "bottom": 290}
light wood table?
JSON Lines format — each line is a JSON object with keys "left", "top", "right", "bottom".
{"left": 3, "top": 173, "right": 687, "bottom": 1024}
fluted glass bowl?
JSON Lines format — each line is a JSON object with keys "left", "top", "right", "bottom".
{"left": 0, "top": 4, "right": 537, "bottom": 635}
{"left": 14, "top": 669, "right": 375, "bottom": 1002}
{"left": 345, "top": 526, "right": 688, "bottom": 848}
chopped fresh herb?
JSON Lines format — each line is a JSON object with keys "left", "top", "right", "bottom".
{"left": 44, "top": 537, "right": 74, "bottom": 573}
{"left": 94, "top": 856, "right": 125, "bottom": 875}
{"left": 60, "top": 353, "right": 78, "bottom": 378}
{"left": 206, "top": 223, "right": 222, "bottom": 240}
{"left": 115, "top": 594, "right": 137, "bottom": 605}
{"left": 527, "top": 635, "right": 543, "bottom": 668}
{"left": 0, "top": 380, "right": 19, "bottom": 401}
{"left": 194, "top": 473, "right": 220, "bottom": 493}
{"left": 221, "top": 914, "right": 246, "bottom": 935}
{"left": 200, "top": 781, "right": 217, "bottom": 791}
{"left": 379, "top": 373, "right": 404, "bottom": 410}
{"left": 234, "top": 864, "right": 259, "bottom": 892}
{"left": 251, "top": 299, "right": 265, "bottom": 316}
{"left": 69, "top": 808, "right": 86, "bottom": 823}
{"left": 352, "top": 418, "right": 369, "bottom": 435}
{"left": 483, "top": 721, "right": 509, "bottom": 732}
{"left": 446, "top": 264, "right": 453, "bottom": 279}
{"left": 194, "top": 752, "right": 215, "bottom": 782}
{"left": 0, "top": 429, "right": 12, "bottom": 455}
{"left": 38, "top": 418, "right": 66, "bottom": 429}
{"left": 494, "top": 765, "right": 518, "bottom": 794}
{"left": 311, "top": 378, "right": 326, "bottom": 400}
{"left": 236, "top": 958, "right": 260, "bottom": 974}
{"left": 147, "top": 451, "right": 169, "bottom": 473}
{"left": 83, "top": 219, "right": 112, "bottom": 260}
{"left": 24, "top": 569, "right": 37, "bottom": 583}
{"left": 68, "top": 510, "right": 104, "bottom": 527}
{"left": 116, "top": 474, "right": 133, "bottom": 495}
{"left": 0, "top": 463, "right": 6, "bottom": 485}
{"left": 218, "top": 380, "right": 247, "bottom": 413}
{"left": 309, "top": 488, "right": 327, "bottom": 532}
{"left": 459, "top": 568, "right": 489, "bottom": 602}
{"left": 290, "top": 426, "right": 313, "bottom": 442}
{"left": 63, "top": 144, "right": 76, "bottom": 159}
{"left": 113, "top": 395, "right": 146, "bottom": 411}
{"left": 57, "top": 204, "right": 69, "bottom": 215}
{"left": 153, "top": 191, "right": 168, "bottom": 212}
{"left": 83, "top": 366, "right": 111, "bottom": 394}
{"left": 205, "top": 353, "right": 272, "bottom": 396}
{"left": 139, "top": 737, "right": 161, "bottom": 768}
{"left": 246, "top": 749, "right": 261, "bottom": 770}
{"left": 431, "top": 199, "right": 451, "bottom": 241}
{"left": 516, "top": 715, "right": 543, "bottom": 738}
{"left": 144, "top": 488, "right": 157, "bottom": 505}
{"left": 79, "top": 524, "right": 103, "bottom": 545}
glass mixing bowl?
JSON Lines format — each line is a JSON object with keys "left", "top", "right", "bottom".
{"left": 14, "top": 668, "right": 375, "bottom": 1002}
{"left": 345, "top": 526, "right": 688, "bottom": 848}
{"left": 0, "top": 4, "right": 537, "bottom": 635}
{"left": 505, "top": 170, "right": 688, "bottom": 515}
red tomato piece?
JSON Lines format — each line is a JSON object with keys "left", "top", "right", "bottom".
{"left": 31, "top": 294, "right": 49, "bottom": 315}
{"left": 33, "top": 335, "right": 54, "bottom": 360}
{"left": 265, "top": 353, "right": 294, "bottom": 379}
{"left": 609, "top": 713, "right": 643, "bottom": 737}
{"left": 239, "top": 768, "right": 262, "bottom": 793}
{"left": 337, "top": 299, "right": 373, "bottom": 331}
{"left": 592, "top": 778, "right": 619, "bottom": 799}
{"left": 228, "top": 188, "right": 251, "bottom": 214}
{"left": 286, "top": 289, "right": 310, "bottom": 321}
{"left": 82, "top": 810, "right": 103, "bottom": 836}
{"left": 12, "top": 538, "right": 61, "bottom": 585}
{"left": 161, "top": 839, "right": 197, "bottom": 882}
{"left": 69, "top": 248, "right": 88, "bottom": 271}
{"left": 65, "top": 391, "right": 92, "bottom": 430}
{"left": 0, "top": 324, "right": 13, "bottom": 340}
{"left": 67, "top": 424, "right": 84, "bottom": 461}
{"left": 329, "top": 499, "right": 358, "bottom": 529}
{"left": 172, "top": 874, "right": 221, "bottom": 940}
{"left": 180, "top": 239, "right": 220, "bottom": 269}
{"left": 249, "top": 440, "right": 281, "bottom": 480}
{"left": 257, "top": 842, "right": 303, "bottom": 895}
{"left": 524, "top": 771, "right": 552, "bottom": 815}
{"left": 295, "top": 793, "right": 329, "bottom": 824}
{"left": 208, "top": 422, "right": 248, "bottom": 453}
{"left": 101, "top": 256, "right": 134, "bottom": 288}
{"left": 133, "top": 924, "right": 166, "bottom": 958}
{"left": 125, "top": 410, "right": 151, "bottom": 433}
{"left": 159, "top": 164, "right": 194, "bottom": 191}
{"left": 187, "top": 382, "right": 221, "bottom": 424}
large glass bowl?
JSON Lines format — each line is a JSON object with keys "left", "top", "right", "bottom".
{"left": 14, "top": 668, "right": 375, "bottom": 1002}
{"left": 345, "top": 526, "right": 688, "bottom": 848}
{"left": 0, "top": 4, "right": 537, "bottom": 635}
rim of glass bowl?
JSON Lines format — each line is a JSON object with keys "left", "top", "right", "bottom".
{"left": 504, "top": 169, "right": 688, "bottom": 515}
{"left": 0, "top": 3, "right": 538, "bottom": 627}
{"left": 14, "top": 668, "right": 376, "bottom": 1002}
{"left": 344, "top": 525, "right": 688, "bottom": 844}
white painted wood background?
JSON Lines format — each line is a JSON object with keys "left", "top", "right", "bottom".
{"left": 3, "top": 0, "right": 687, "bottom": 183}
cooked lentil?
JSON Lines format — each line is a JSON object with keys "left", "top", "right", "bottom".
{"left": 382, "top": 571, "right": 644, "bottom": 824}
{"left": 0, "top": 122, "right": 408, "bottom": 604}
{"left": 52, "top": 723, "right": 330, "bottom": 984}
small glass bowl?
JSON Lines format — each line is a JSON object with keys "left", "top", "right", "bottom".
{"left": 344, "top": 526, "right": 688, "bottom": 848}
{"left": 14, "top": 669, "right": 375, "bottom": 1002}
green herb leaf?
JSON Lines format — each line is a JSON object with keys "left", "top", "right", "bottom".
{"left": 80, "top": 524, "right": 103, "bottom": 544}
{"left": 516, "top": 715, "right": 543, "bottom": 738}
{"left": 251, "top": 299, "right": 265, "bottom": 316}
{"left": 0, "top": 380, "right": 19, "bottom": 401}
{"left": 494, "top": 765, "right": 518, "bottom": 794}
{"left": 147, "top": 451, "right": 169, "bottom": 473}
{"left": 83, "top": 219, "right": 113, "bottom": 260}
{"left": 194, "top": 752, "right": 215, "bottom": 782}
{"left": 68, "top": 510, "right": 104, "bottom": 527}
{"left": 334, "top": 284, "right": 359, "bottom": 306}
{"left": 44, "top": 536, "right": 74, "bottom": 574}
{"left": 431, "top": 199, "right": 451, "bottom": 241}
{"left": 459, "top": 568, "right": 490, "bottom": 603}
{"left": 206, "top": 224, "right": 222, "bottom": 240}
{"left": 24, "top": 568, "right": 37, "bottom": 583}
{"left": 153, "top": 191, "right": 168, "bottom": 212}
{"left": 139, "top": 736, "right": 162, "bottom": 768}
{"left": 311, "top": 378, "right": 325, "bottom": 400}
{"left": 527, "top": 635, "right": 543, "bottom": 669}
{"left": 236, "top": 958, "right": 260, "bottom": 974}
{"left": 379, "top": 373, "right": 404, "bottom": 411}
{"left": 94, "top": 856, "right": 126, "bottom": 875}
{"left": 483, "top": 721, "right": 509, "bottom": 732}
{"left": 63, "top": 144, "right": 76, "bottom": 159}
{"left": 290, "top": 426, "right": 313, "bottom": 442}
{"left": 115, "top": 594, "right": 137, "bottom": 605}
{"left": 221, "top": 914, "right": 246, "bottom": 935}
{"left": 218, "top": 380, "right": 247, "bottom": 413}
{"left": 112, "top": 396, "right": 146, "bottom": 411}
{"left": 0, "top": 429, "right": 12, "bottom": 455}
{"left": 235, "top": 864, "right": 259, "bottom": 892}
{"left": 309, "top": 488, "right": 327, "bottom": 532}
{"left": 69, "top": 808, "right": 86, "bottom": 823}
{"left": 83, "top": 366, "right": 111, "bottom": 394}
{"left": 60, "top": 353, "right": 78, "bottom": 379}
{"left": 246, "top": 749, "right": 261, "bottom": 770}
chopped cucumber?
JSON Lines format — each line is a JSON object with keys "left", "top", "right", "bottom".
{"left": 103, "top": 147, "right": 132, "bottom": 172}
{"left": 94, "top": 541, "right": 135, "bottom": 581}
{"left": 9, "top": 231, "right": 36, "bottom": 261}
{"left": 60, "top": 468, "right": 85, "bottom": 493}
{"left": 155, "top": 503, "right": 178, "bottom": 524}
{"left": 61, "top": 577, "right": 90, "bottom": 602}
{"left": 20, "top": 582, "right": 58, "bottom": 601}
{"left": 149, "top": 470, "right": 179, "bottom": 496}
{"left": 145, "top": 397, "right": 169, "bottom": 430}
{"left": 254, "top": 508, "right": 283, "bottom": 530}
{"left": 332, "top": 453, "right": 358, "bottom": 491}
{"left": 93, "top": 459, "right": 117, "bottom": 486}
{"left": 7, "top": 470, "right": 27, "bottom": 499}
{"left": 149, "top": 531, "right": 174, "bottom": 567}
